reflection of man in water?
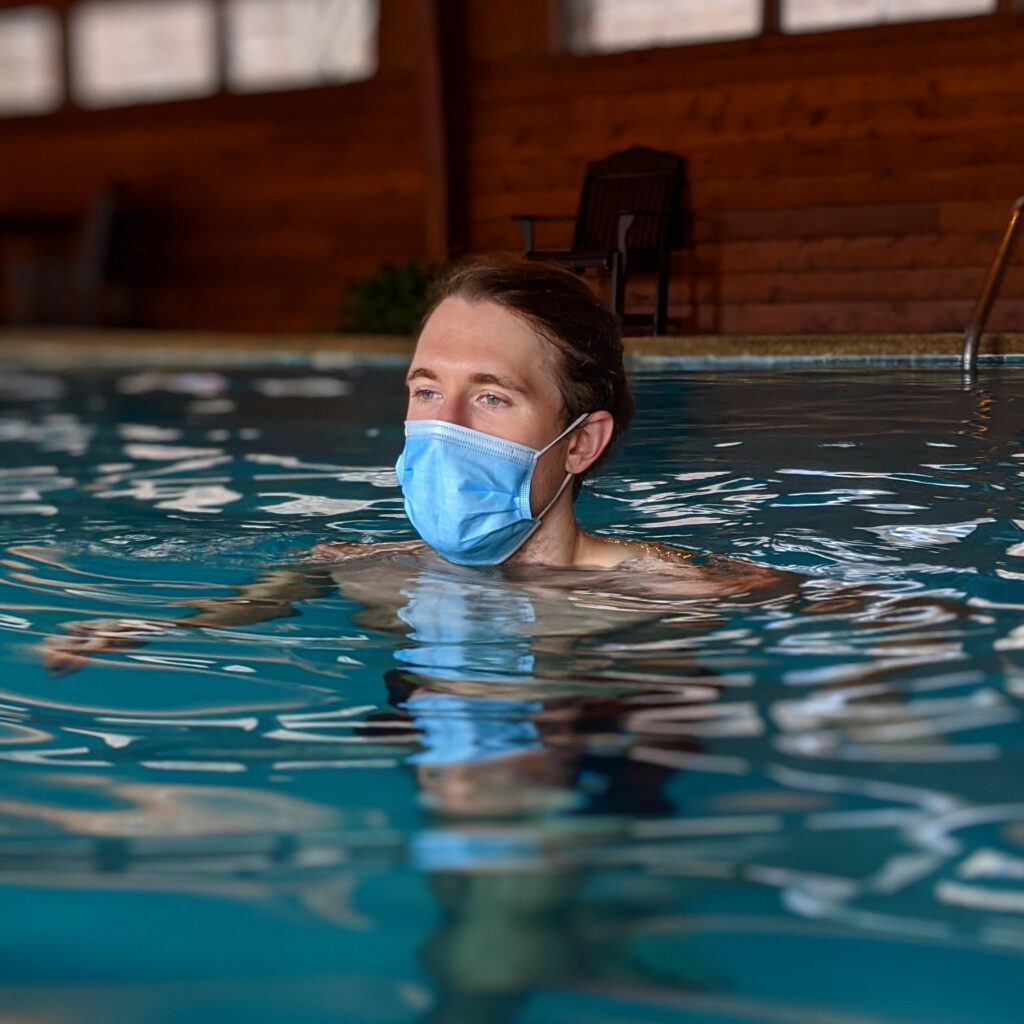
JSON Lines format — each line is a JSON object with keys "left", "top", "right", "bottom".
{"left": 373, "top": 566, "right": 692, "bottom": 1024}
{"left": 371, "top": 565, "right": 686, "bottom": 818}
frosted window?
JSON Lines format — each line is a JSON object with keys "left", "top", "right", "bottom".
{"left": 226, "top": 0, "right": 377, "bottom": 93}
{"left": 783, "top": 0, "right": 996, "bottom": 33}
{"left": 0, "top": 6, "right": 62, "bottom": 116}
{"left": 71, "top": 0, "right": 218, "bottom": 109}
{"left": 564, "top": 0, "right": 762, "bottom": 54}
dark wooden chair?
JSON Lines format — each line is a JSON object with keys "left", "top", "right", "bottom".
{"left": 2, "top": 182, "right": 146, "bottom": 326}
{"left": 514, "top": 146, "right": 687, "bottom": 335}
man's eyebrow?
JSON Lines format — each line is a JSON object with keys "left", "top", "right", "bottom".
{"left": 406, "top": 367, "right": 439, "bottom": 383}
{"left": 405, "top": 368, "right": 530, "bottom": 395}
{"left": 469, "top": 372, "right": 530, "bottom": 395}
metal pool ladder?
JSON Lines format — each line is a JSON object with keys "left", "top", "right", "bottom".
{"left": 963, "top": 195, "right": 1024, "bottom": 373}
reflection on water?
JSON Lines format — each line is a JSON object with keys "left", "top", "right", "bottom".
{"left": 1, "top": 365, "right": 1024, "bottom": 1023}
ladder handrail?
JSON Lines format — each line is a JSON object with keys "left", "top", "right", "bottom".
{"left": 963, "top": 195, "right": 1024, "bottom": 372}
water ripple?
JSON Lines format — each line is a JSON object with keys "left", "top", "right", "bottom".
{"left": 1, "top": 365, "right": 1024, "bottom": 1015}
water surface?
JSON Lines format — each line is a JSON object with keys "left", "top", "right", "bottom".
{"left": 1, "top": 364, "right": 1023, "bottom": 1024}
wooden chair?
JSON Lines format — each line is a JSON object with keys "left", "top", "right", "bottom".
{"left": 2, "top": 182, "right": 145, "bottom": 326}
{"left": 514, "top": 146, "right": 687, "bottom": 335}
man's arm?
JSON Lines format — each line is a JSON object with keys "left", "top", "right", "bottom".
{"left": 41, "top": 568, "right": 335, "bottom": 676}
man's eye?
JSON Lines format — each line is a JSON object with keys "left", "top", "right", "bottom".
{"left": 480, "top": 393, "right": 505, "bottom": 407}
{"left": 413, "top": 387, "right": 439, "bottom": 401}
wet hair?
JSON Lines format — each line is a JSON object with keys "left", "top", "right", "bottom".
{"left": 424, "top": 256, "right": 634, "bottom": 496}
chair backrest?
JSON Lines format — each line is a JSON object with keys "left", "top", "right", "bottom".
{"left": 72, "top": 182, "right": 146, "bottom": 324}
{"left": 74, "top": 183, "right": 124, "bottom": 291}
{"left": 572, "top": 147, "right": 686, "bottom": 256}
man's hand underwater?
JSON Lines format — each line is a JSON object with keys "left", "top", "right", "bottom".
{"left": 41, "top": 617, "right": 169, "bottom": 677}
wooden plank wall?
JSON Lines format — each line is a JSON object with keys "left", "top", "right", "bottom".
{"left": 0, "top": 0, "right": 424, "bottom": 331}
{"left": 464, "top": 4, "right": 1024, "bottom": 335}
{"left": 1, "top": 1, "right": 1024, "bottom": 334}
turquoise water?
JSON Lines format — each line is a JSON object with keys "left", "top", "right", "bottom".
{"left": 1, "top": 362, "right": 1024, "bottom": 1023}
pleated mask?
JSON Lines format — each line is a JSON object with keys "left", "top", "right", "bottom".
{"left": 395, "top": 412, "right": 589, "bottom": 566}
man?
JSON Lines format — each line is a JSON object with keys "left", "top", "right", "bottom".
{"left": 40, "top": 258, "right": 783, "bottom": 676}
{"left": 312, "top": 257, "right": 779, "bottom": 591}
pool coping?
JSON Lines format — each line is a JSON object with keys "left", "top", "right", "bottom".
{"left": 2, "top": 326, "right": 1024, "bottom": 370}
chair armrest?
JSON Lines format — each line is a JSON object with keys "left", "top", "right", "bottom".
{"left": 513, "top": 215, "right": 576, "bottom": 254}
{"left": 616, "top": 212, "right": 636, "bottom": 255}
{"left": 513, "top": 216, "right": 534, "bottom": 253}
{"left": 616, "top": 209, "right": 675, "bottom": 253}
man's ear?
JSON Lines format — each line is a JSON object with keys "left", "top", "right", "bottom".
{"left": 565, "top": 411, "right": 614, "bottom": 475}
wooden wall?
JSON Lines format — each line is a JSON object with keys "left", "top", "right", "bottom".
{"left": 0, "top": 0, "right": 424, "bottom": 331}
{"left": 464, "top": 5, "right": 1024, "bottom": 334}
{"left": 2, "top": 1, "right": 1024, "bottom": 334}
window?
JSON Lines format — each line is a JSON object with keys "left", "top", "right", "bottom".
{"left": 226, "top": 0, "right": 377, "bottom": 93}
{"left": 70, "top": 0, "right": 218, "bottom": 109}
{"left": 564, "top": 0, "right": 763, "bottom": 55}
{"left": 782, "top": 0, "right": 997, "bottom": 33}
{"left": 0, "top": 6, "right": 62, "bottom": 116}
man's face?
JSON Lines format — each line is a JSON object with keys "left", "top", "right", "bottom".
{"left": 405, "top": 297, "right": 566, "bottom": 451}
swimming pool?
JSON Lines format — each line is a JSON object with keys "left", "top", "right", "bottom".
{"left": 1, "top": 360, "right": 1023, "bottom": 1024}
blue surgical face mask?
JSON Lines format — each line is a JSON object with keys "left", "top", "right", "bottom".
{"left": 395, "top": 412, "right": 589, "bottom": 567}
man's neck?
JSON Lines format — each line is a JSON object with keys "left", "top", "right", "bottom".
{"left": 505, "top": 496, "right": 582, "bottom": 568}
{"left": 505, "top": 497, "right": 633, "bottom": 570}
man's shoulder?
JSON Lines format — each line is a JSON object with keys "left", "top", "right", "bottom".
{"left": 593, "top": 536, "right": 794, "bottom": 597}
{"left": 583, "top": 535, "right": 694, "bottom": 570}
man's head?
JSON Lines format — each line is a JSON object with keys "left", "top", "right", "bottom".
{"left": 413, "top": 257, "right": 634, "bottom": 497}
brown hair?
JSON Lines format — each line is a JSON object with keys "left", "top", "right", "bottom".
{"left": 424, "top": 256, "right": 634, "bottom": 495}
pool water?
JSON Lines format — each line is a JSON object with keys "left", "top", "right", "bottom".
{"left": 1, "top": 362, "right": 1023, "bottom": 1024}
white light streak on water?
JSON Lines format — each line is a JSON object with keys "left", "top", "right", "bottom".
{"left": 258, "top": 495, "right": 381, "bottom": 515}
{"left": 65, "top": 728, "right": 136, "bottom": 748}
{"left": 913, "top": 803, "right": 1024, "bottom": 856}
{"left": 141, "top": 761, "right": 247, "bottom": 773}
{"left": 782, "top": 885, "right": 954, "bottom": 940}
{"left": 97, "top": 716, "right": 260, "bottom": 730}
{"left": 100, "top": 483, "right": 243, "bottom": 514}
{"left": 0, "top": 503, "right": 57, "bottom": 515}
{"left": 805, "top": 808, "right": 927, "bottom": 830}
{"left": 629, "top": 745, "right": 750, "bottom": 775}
{"left": 958, "top": 849, "right": 1024, "bottom": 880}
{"left": 118, "top": 424, "right": 183, "bottom": 442}
{"left": 278, "top": 705, "right": 379, "bottom": 723}
{"left": 262, "top": 729, "right": 399, "bottom": 744}
{"left": 936, "top": 881, "right": 1024, "bottom": 914}
{"left": 122, "top": 444, "right": 224, "bottom": 461}
{"left": 0, "top": 746, "right": 111, "bottom": 766}
{"left": 868, "top": 853, "right": 945, "bottom": 894}
{"left": 272, "top": 759, "right": 399, "bottom": 770}
{"left": 860, "top": 518, "right": 994, "bottom": 548}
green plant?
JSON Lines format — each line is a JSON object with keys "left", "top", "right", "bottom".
{"left": 339, "top": 259, "right": 437, "bottom": 335}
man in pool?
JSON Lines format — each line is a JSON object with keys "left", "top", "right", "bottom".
{"left": 311, "top": 257, "right": 777, "bottom": 590}
{"left": 40, "top": 258, "right": 784, "bottom": 676}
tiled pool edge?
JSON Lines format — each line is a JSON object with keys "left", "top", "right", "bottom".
{"left": 3, "top": 328, "right": 1024, "bottom": 370}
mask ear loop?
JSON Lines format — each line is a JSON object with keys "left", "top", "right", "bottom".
{"left": 498, "top": 413, "right": 592, "bottom": 563}
{"left": 534, "top": 411, "right": 591, "bottom": 518}
{"left": 536, "top": 411, "right": 591, "bottom": 459}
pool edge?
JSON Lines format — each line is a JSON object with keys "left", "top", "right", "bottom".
{"left": 3, "top": 327, "right": 1024, "bottom": 370}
